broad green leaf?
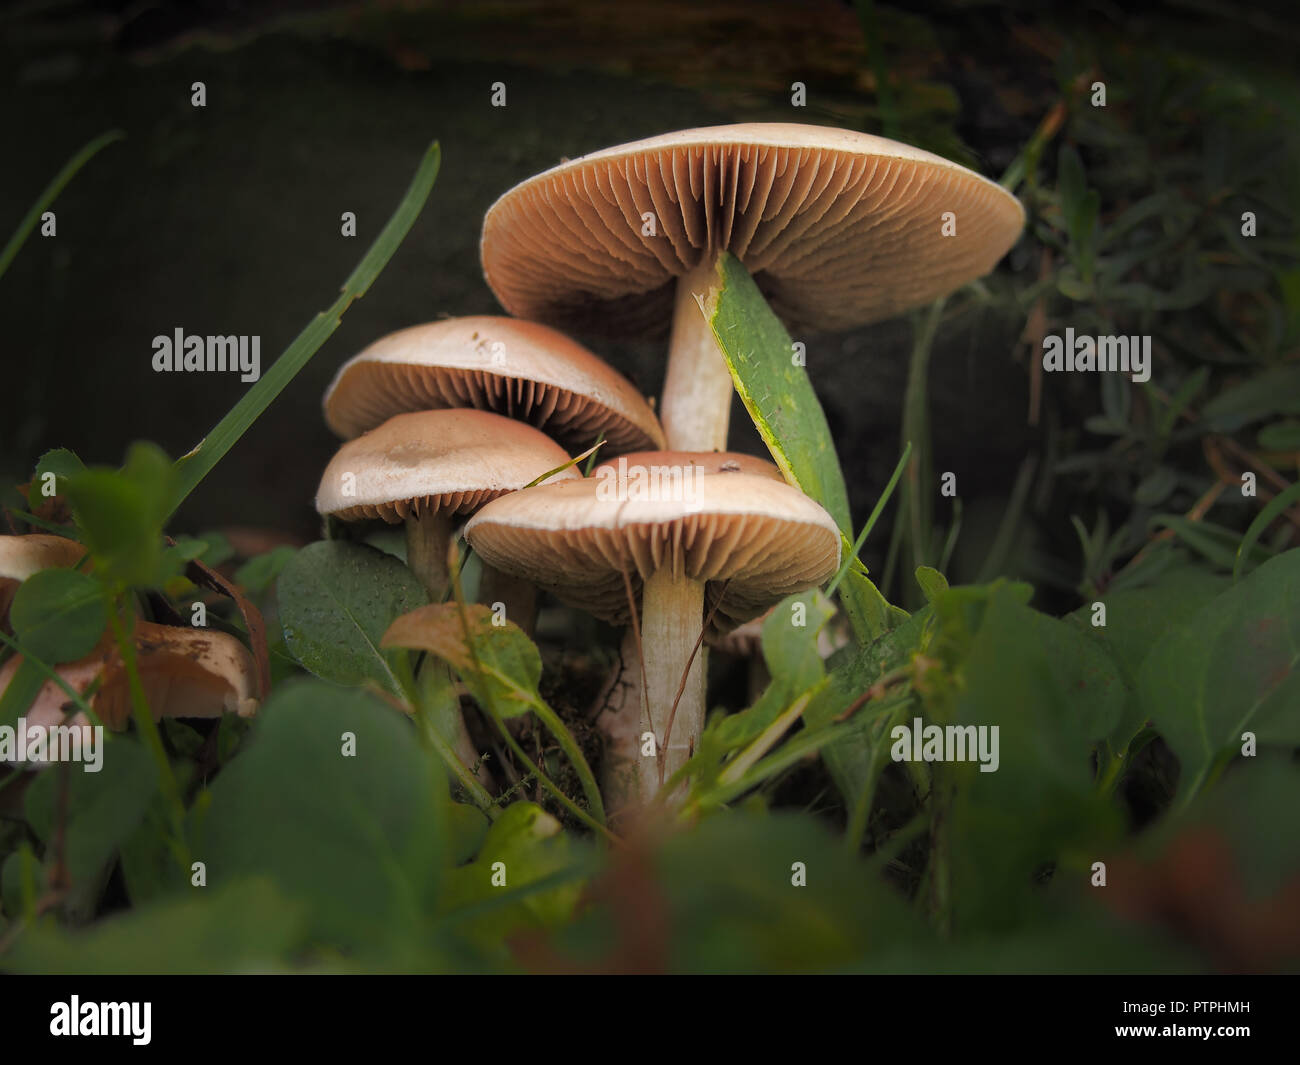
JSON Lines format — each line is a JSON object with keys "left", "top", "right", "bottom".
{"left": 706, "top": 253, "right": 850, "bottom": 531}
{"left": 760, "top": 590, "right": 834, "bottom": 691}
{"left": 9, "top": 568, "right": 106, "bottom": 663}
{"left": 705, "top": 252, "right": 899, "bottom": 641}
{"left": 813, "top": 605, "right": 931, "bottom": 807}
{"left": 28, "top": 448, "right": 85, "bottom": 505}
{"left": 383, "top": 602, "right": 539, "bottom": 718}
{"left": 653, "top": 812, "right": 920, "bottom": 972}
{"left": 1139, "top": 549, "right": 1300, "bottom": 802}
{"left": 1068, "top": 563, "right": 1230, "bottom": 753}
{"left": 24, "top": 737, "right": 159, "bottom": 918}
{"left": 195, "top": 678, "right": 444, "bottom": 950}
{"left": 441, "top": 803, "right": 584, "bottom": 950}
{"left": 915, "top": 565, "right": 949, "bottom": 602}
{"left": 942, "top": 586, "right": 1123, "bottom": 931}
{"left": 63, "top": 442, "right": 179, "bottom": 589}
{"left": 2, "top": 878, "right": 307, "bottom": 974}
{"left": 278, "top": 540, "right": 427, "bottom": 697}
{"left": 448, "top": 802, "right": 491, "bottom": 866}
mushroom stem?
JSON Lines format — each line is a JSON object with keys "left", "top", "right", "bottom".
{"left": 660, "top": 257, "right": 732, "bottom": 451}
{"left": 640, "top": 567, "right": 707, "bottom": 793}
{"left": 404, "top": 511, "right": 454, "bottom": 601}
{"left": 593, "top": 629, "right": 648, "bottom": 822}
{"left": 478, "top": 565, "right": 538, "bottom": 637}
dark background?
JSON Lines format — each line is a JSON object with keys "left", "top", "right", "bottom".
{"left": 2, "top": 0, "right": 1296, "bottom": 576}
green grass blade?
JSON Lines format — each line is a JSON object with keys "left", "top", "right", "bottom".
{"left": 0, "top": 129, "right": 124, "bottom": 282}
{"left": 1234, "top": 480, "right": 1300, "bottom": 582}
{"left": 169, "top": 141, "right": 442, "bottom": 516}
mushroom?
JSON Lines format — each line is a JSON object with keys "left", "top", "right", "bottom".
{"left": 0, "top": 534, "right": 87, "bottom": 628}
{"left": 322, "top": 315, "right": 664, "bottom": 455}
{"left": 315, "top": 408, "right": 581, "bottom": 606}
{"left": 0, "top": 621, "right": 258, "bottom": 769}
{"left": 481, "top": 123, "right": 1026, "bottom": 450}
{"left": 464, "top": 451, "right": 840, "bottom": 813}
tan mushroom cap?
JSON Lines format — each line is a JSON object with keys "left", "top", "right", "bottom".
{"left": 594, "top": 450, "right": 785, "bottom": 480}
{"left": 464, "top": 465, "right": 841, "bottom": 633}
{"left": 0, "top": 534, "right": 87, "bottom": 580}
{"left": 0, "top": 622, "right": 258, "bottom": 745}
{"left": 322, "top": 316, "right": 665, "bottom": 452}
{"left": 481, "top": 122, "right": 1025, "bottom": 335}
{"left": 316, "top": 408, "right": 581, "bottom": 523}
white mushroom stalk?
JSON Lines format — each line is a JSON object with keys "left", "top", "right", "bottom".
{"left": 464, "top": 453, "right": 842, "bottom": 820}
{"left": 660, "top": 259, "right": 732, "bottom": 451}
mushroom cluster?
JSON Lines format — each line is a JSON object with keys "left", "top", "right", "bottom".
{"left": 462, "top": 123, "right": 1021, "bottom": 816}
{"left": 313, "top": 315, "right": 667, "bottom": 778}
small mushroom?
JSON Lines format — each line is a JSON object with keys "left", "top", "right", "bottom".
{"left": 322, "top": 315, "right": 664, "bottom": 454}
{"left": 0, "top": 621, "right": 257, "bottom": 768}
{"left": 315, "top": 408, "right": 581, "bottom": 605}
{"left": 481, "top": 123, "right": 1025, "bottom": 451}
{"left": 465, "top": 453, "right": 840, "bottom": 814}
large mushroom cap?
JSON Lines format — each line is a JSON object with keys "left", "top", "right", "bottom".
{"left": 464, "top": 462, "right": 840, "bottom": 633}
{"left": 481, "top": 122, "right": 1026, "bottom": 336}
{"left": 316, "top": 408, "right": 582, "bottom": 523}
{"left": 322, "top": 315, "right": 664, "bottom": 452}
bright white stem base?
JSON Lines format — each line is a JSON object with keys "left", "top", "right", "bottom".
{"left": 642, "top": 569, "right": 707, "bottom": 791}
{"left": 660, "top": 258, "right": 733, "bottom": 451}
{"left": 405, "top": 511, "right": 453, "bottom": 602}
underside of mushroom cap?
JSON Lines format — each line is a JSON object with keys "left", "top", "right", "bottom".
{"left": 322, "top": 316, "right": 664, "bottom": 453}
{"left": 316, "top": 408, "right": 581, "bottom": 523}
{"left": 481, "top": 123, "right": 1026, "bottom": 336}
{"left": 464, "top": 467, "right": 840, "bottom": 634}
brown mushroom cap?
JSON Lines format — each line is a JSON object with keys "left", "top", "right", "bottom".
{"left": 481, "top": 123, "right": 1025, "bottom": 336}
{"left": 0, "top": 622, "right": 258, "bottom": 744}
{"left": 464, "top": 463, "right": 840, "bottom": 633}
{"left": 316, "top": 408, "right": 582, "bottom": 523}
{"left": 322, "top": 316, "right": 664, "bottom": 452}
{"left": 0, "top": 534, "right": 87, "bottom": 580}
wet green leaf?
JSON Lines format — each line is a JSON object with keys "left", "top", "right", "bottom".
{"left": 277, "top": 540, "right": 427, "bottom": 697}
{"left": 1140, "top": 549, "right": 1300, "bottom": 802}
{"left": 9, "top": 567, "right": 106, "bottom": 664}
{"left": 196, "top": 679, "right": 444, "bottom": 950}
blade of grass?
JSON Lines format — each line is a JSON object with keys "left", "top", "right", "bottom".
{"left": 0, "top": 130, "right": 124, "bottom": 282}
{"left": 827, "top": 442, "right": 911, "bottom": 598}
{"left": 169, "top": 141, "right": 442, "bottom": 516}
{"left": 1234, "top": 480, "right": 1300, "bottom": 582}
